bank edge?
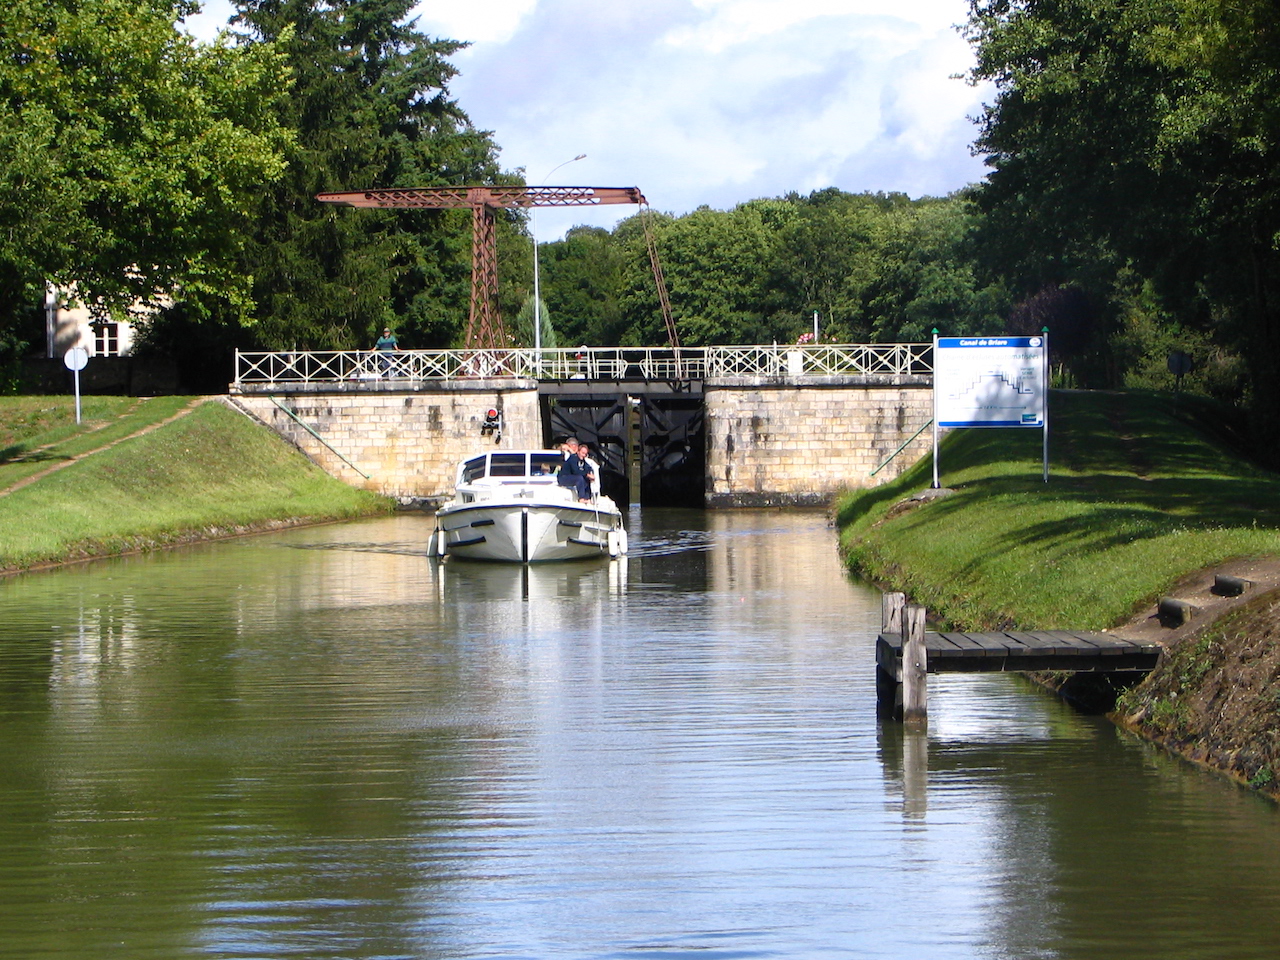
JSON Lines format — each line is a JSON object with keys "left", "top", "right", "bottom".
{"left": 0, "top": 399, "right": 392, "bottom": 575}
{"left": 836, "top": 389, "right": 1280, "bottom": 802}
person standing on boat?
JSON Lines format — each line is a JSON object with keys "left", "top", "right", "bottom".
{"left": 576, "top": 442, "right": 600, "bottom": 498}
{"left": 375, "top": 327, "right": 398, "bottom": 376}
{"left": 556, "top": 437, "right": 591, "bottom": 502}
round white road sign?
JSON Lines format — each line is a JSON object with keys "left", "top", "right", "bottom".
{"left": 63, "top": 346, "right": 89, "bottom": 372}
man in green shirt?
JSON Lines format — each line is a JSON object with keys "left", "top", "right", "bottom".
{"left": 375, "top": 327, "right": 398, "bottom": 376}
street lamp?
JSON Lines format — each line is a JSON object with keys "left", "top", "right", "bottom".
{"left": 532, "top": 153, "right": 586, "bottom": 368}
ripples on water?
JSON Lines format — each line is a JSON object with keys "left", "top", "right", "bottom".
{"left": 0, "top": 510, "right": 1277, "bottom": 960}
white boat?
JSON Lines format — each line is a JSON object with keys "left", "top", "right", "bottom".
{"left": 428, "top": 450, "right": 629, "bottom": 563}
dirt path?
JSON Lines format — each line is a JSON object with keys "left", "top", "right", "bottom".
{"left": 0, "top": 397, "right": 210, "bottom": 498}
{"left": 1, "top": 398, "right": 147, "bottom": 461}
{"left": 1108, "top": 555, "right": 1280, "bottom": 646}
{"left": 1104, "top": 392, "right": 1153, "bottom": 480}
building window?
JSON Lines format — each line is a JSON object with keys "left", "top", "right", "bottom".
{"left": 95, "top": 323, "right": 120, "bottom": 357}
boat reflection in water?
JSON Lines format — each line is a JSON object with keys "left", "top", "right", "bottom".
{"left": 437, "top": 552, "right": 629, "bottom": 603}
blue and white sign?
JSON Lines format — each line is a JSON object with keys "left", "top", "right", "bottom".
{"left": 934, "top": 336, "right": 1045, "bottom": 428}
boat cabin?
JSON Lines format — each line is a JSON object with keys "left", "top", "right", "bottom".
{"left": 456, "top": 451, "right": 567, "bottom": 495}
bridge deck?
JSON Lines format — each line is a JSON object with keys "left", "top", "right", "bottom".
{"left": 876, "top": 630, "right": 1162, "bottom": 676}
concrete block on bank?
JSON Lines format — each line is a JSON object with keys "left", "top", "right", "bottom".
{"left": 1212, "top": 574, "right": 1253, "bottom": 597}
{"left": 1158, "top": 597, "right": 1199, "bottom": 628}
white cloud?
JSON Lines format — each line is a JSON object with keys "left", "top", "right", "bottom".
{"left": 185, "top": 1, "right": 992, "bottom": 239}
{"left": 665, "top": 0, "right": 964, "bottom": 54}
{"left": 407, "top": 0, "right": 538, "bottom": 44}
{"left": 181, "top": 0, "right": 237, "bottom": 42}
{"left": 423, "top": 0, "right": 988, "bottom": 236}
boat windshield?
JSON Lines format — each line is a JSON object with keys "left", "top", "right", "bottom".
{"left": 490, "top": 453, "right": 528, "bottom": 477}
{"left": 459, "top": 452, "right": 564, "bottom": 484}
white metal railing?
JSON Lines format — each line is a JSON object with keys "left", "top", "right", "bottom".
{"left": 233, "top": 343, "right": 932, "bottom": 388}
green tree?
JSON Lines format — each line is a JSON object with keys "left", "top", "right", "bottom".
{"left": 764, "top": 190, "right": 907, "bottom": 341}
{"left": 537, "top": 226, "right": 627, "bottom": 347}
{"left": 551, "top": 190, "right": 1007, "bottom": 349}
{"left": 228, "top": 0, "right": 513, "bottom": 350}
{"left": 966, "top": 0, "right": 1280, "bottom": 437}
{"left": 861, "top": 195, "right": 1009, "bottom": 342}
{"left": 512, "top": 296, "right": 558, "bottom": 351}
{"left": 0, "top": 0, "right": 292, "bottom": 362}
{"left": 618, "top": 203, "right": 777, "bottom": 346}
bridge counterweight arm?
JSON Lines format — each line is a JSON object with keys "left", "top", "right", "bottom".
{"left": 316, "top": 186, "right": 646, "bottom": 210}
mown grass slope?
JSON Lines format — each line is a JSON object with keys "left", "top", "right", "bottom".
{"left": 836, "top": 390, "right": 1280, "bottom": 630}
{"left": 0, "top": 395, "right": 144, "bottom": 456}
{"left": 0, "top": 395, "right": 195, "bottom": 491}
{"left": 0, "top": 398, "right": 391, "bottom": 571}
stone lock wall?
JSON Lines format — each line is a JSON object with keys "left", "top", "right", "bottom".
{"left": 704, "top": 381, "right": 933, "bottom": 507}
{"left": 233, "top": 378, "right": 933, "bottom": 506}
{"left": 233, "top": 383, "right": 542, "bottom": 500}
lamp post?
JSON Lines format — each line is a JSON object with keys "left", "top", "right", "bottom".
{"left": 531, "top": 153, "right": 586, "bottom": 370}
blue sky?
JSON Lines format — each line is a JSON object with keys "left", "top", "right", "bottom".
{"left": 185, "top": 1, "right": 991, "bottom": 239}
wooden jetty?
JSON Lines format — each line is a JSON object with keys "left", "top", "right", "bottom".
{"left": 877, "top": 592, "right": 1163, "bottom": 723}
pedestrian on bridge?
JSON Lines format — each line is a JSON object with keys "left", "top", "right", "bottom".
{"left": 375, "top": 327, "right": 398, "bottom": 376}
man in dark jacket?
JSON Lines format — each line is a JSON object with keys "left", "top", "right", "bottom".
{"left": 556, "top": 437, "right": 591, "bottom": 501}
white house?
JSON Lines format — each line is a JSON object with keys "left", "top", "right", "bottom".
{"left": 44, "top": 283, "right": 142, "bottom": 360}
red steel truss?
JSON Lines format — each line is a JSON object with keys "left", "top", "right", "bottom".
{"left": 317, "top": 186, "right": 648, "bottom": 354}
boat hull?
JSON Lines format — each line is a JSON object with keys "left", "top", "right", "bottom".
{"left": 434, "top": 500, "right": 625, "bottom": 563}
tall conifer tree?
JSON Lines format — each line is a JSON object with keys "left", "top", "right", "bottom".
{"left": 231, "top": 0, "right": 513, "bottom": 349}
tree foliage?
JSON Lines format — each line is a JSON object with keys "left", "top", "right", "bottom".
{"left": 965, "top": 0, "right": 1280, "bottom": 432}
{"left": 861, "top": 195, "right": 1009, "bottom": 341}
{"left": 536, "top": 226, "right": 626, "bottom": 348}
{"left": 0, "top": 0, "right": 292, "bottom": 334}
{"left": 538, "top": 190, "right": 1007, "bottom": 348}
{"left": 227, "top": 0, "right": 513, "bottom": 350}
{"left": 765, "top": 188, "right": 898, "bottom": 341}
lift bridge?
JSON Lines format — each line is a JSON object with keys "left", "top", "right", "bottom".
{"left": 271, "top": 187, "right": 930, "bottom": 505}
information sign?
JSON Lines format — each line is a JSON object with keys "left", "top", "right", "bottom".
{"left": 934, "top": 336, "right": 1045, "bottom": 428}
{"left": 931, "top": 333, "right": 1049, "bottom": 487}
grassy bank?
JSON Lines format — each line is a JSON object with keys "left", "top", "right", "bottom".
{"left": 0, "top": 395, "right": 144, "bottom": 453}
{"left": 836, "top": 390, "right": 1280, "bottom": 630}
{"left": 0, "top": 395, "right": 194, "bottom": 490}
{"left": 0, "top": 397, "right": 391, "bottom": 572}
{"left": 837, "top": 388, "right": 1280, "bottom": 798}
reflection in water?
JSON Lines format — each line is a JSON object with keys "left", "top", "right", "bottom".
{"left": 437, "top": 553, "right": 628, "bottom": 603}
{"left": 0, "top": 511, "right": 1278, "bottom": 960}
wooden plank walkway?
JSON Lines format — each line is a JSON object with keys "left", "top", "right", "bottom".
{"left": 876, "top": 629, "right": 1162, "bottom": 679}
{"left": 874, "top": 593, "right": 1166, "bottom": 722}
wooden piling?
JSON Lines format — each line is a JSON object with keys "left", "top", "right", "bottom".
{"left": 877, "top": 592, "right": 907, "bottom": 719}
{"left": 626, "top": 395, "right": 643, "bottom": 505}
{"left": 881, "top": 591, "right": 905, "bottom": 635}
{"left": 902, "top": 604, "right": 928, "bottom": 725}
{"left": 885, "top": 593, "right": 906, "bottom": 640}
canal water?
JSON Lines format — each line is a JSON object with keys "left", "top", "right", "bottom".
{"left": 1, "top": 511, "right": 1278, "bottom": 960}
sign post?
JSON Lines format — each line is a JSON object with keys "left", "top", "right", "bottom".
{"left": 1042, "top": 328, "right": 1050, "bottom": 483}
{"left": 63, "top": 346, "right": 89, "bottom": 425}
{"left": 932, "top": 333, "right": 1048, "bottom": 486}
{"left": 932, "top": 330, "right": 940, "bottom": 489}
